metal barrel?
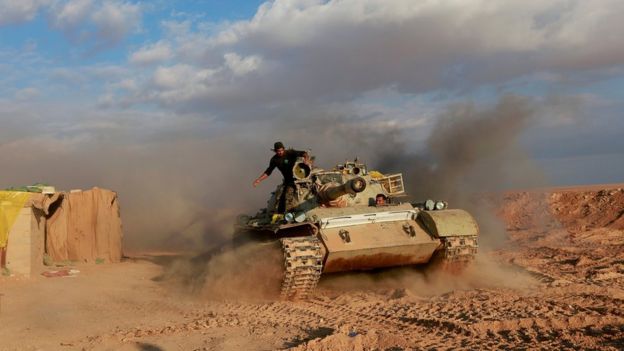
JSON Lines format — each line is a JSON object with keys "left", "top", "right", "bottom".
{"left": 321, "top": 177, "right": 367, "bottom": 201}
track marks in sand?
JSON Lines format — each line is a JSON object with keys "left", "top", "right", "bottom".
{"left": 75, "top": 286, "right": 624, "bottom": 350}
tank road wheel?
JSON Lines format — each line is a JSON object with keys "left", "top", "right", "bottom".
{"left": 279, "top": 236, "right": 324, "bottom": 300}
{"left": 432, "top": 235, "right": 478, "bottom": 274}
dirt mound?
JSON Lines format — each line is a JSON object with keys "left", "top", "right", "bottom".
{"left": 495, "top": 191, "right": 555, "bottom": 231}
{"left": 288, "top": 326, "right": 407, "bottom": 351}
{"left": 495, "top": 184, "right": 624, "bottom": 234}
{"left": 492, "top": 184, "right": 624, "bottom": 303}
{"left": 550, "top": 187, "right": 624, "bottom": 233}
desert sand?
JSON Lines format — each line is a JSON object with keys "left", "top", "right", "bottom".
{"left": 1, "top": 184, "right": 623, "bottom": 350}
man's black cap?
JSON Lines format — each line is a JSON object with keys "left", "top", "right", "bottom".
{"left": 272, "top": 141, "right": 285, "bottom": 150}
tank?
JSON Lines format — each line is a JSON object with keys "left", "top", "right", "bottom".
{"left": 235, "top": 157, "right": 479, "bottom": 300}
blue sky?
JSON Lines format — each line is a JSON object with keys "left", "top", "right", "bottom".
{"left": 1, "top": 0, "right": 623, "bottom": 245}
{"left": 0, "top": 1, "right": 266, "bottom": 57}
{"left": 0, "top": 0, "right": 266, "bottom": 98}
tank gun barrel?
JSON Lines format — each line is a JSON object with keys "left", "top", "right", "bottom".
{"left": 321, "top": 177, "right": 367, "bottom": 201}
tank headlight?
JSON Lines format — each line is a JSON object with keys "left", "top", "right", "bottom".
{"left": 435, "top": 201, "right": 446, "bottom": 210}
{"left": 284, "top": 212, "right": 295, "bottom": 222}
{"left": 425, "top": 199, "right": 435, "bottom": 211}
{"left": 294, "top": 212, "right": 306, "bottom": 223}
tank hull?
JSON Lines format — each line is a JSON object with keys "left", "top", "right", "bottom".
{"left": 237, "top": 204, "right": 479, "bottom": 275}
{"left": 318, "top": 218, "right": 440, "bottom": 273}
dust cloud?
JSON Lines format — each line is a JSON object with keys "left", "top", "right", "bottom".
{"left": 0, "top": 94, "right": 557, "bottom": 299}
{"left": 0, "top": 95, "right": 548, "bottom": 253}
{"left": 319, "top": 254, "right": 538, "bottom": 297}
{"left": 152, "top": 240, "right": 285, "bottom": 301}
{"left": 372, "top": 95, "right": 550, "bottom": 249}
{"left": 0, "top": 132, "right": 268, "bottom": 252}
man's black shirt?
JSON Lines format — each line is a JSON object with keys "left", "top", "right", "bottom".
{"left": 264, "top": 149, "right": 306, "bottom": 184}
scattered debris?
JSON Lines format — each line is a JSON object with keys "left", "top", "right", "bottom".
{"left": 41, "top": 269, "right": 80, "bottom": 278}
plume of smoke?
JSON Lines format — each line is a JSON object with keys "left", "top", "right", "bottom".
{"left": 370, "top": 95, "right": 549, "bottom": 249}
{"left": 376, "top": 95, "right": 542, "bottom": 199}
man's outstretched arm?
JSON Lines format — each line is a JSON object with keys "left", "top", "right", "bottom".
{"left": 253, "top": 173, "right": 269, "bottom": 187}
{"left": 254, "top": 158, "right": 276, "bottom": 187}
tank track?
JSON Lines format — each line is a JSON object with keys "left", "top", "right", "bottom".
{"left": 436, "top": 235, "right": 478, "bottom": 272}
{"left": 441, "top": 235, "right": 478, "bottom": 260}
{"left": 279, "top": 236, "right": 324, "bottom": 300}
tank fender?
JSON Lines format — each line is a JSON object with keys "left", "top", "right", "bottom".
{"left": 417, "top": 209, "right": 479, "bottom": 238}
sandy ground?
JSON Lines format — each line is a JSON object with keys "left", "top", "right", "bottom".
{"left": 1, "top": 184, "right": 623, "bottom": 350}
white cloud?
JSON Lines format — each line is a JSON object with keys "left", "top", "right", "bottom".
{"left": 14, "top": 87, "right": 39, "bottom": 100}
{"left": 1, "top": 0, "right": 141, "bottom": 49}
{"left": 48, "top": 0, "right": 141, "bottom": 49}
{"left": 49, "top": 0, "right": 92, "bottom": 29}
{"left": 145, "top": 64, "right": 221, "bottom": 105}
{"left": 0, "top": 0, "right": 48, "bottom": 26}
{"left": 153, "top": 64, "right": 198, "bottom": 90}
{"left": 114, "top": 78, "right": 137, "bottom": 91}
{"left": 223, "top": 52, "right": 262, "bottom": 76}
{"left": 113, "top": 0, "right": 624, "bottom": 112}
{"left": 130, "top": 41, "right": 172, "bottom": 65}
{"left": 91, "top": 1, "right": 141, "bottom": 46}
{"left": 161, "top": 19, "right": 191, "bottom": 38}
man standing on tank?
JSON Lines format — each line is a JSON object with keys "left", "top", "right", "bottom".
{"left": 253, "top": 141, "right": 309, "bottom": 213}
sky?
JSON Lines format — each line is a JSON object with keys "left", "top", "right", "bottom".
{"left": 1, "top": 0, "right": 623, "bottom": 249}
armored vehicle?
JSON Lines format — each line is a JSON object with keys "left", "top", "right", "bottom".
{"left": 235, "top": 157, "right": 479, "bottom": 300}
